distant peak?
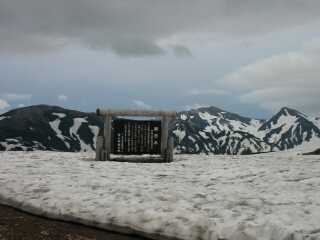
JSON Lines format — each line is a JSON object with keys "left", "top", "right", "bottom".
{"left": 278, "top": 106, "right": 302, "bottom": 116}
{"left": 198, "top": 106, "right": 225, "bottom": 113}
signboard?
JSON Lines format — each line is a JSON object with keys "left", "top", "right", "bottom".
{"left": 112, "top": 118, "right": 162, "bottom": 155}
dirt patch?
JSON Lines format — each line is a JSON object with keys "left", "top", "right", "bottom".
{"left": 0, "top": 204, "right": 149, "bottom": 240}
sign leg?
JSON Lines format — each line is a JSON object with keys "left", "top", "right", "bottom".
{"left": 104, "top": 115, "right": 112, "bottom": 161}
{"left": 166, "top": 136, "right": 174, "bottom": 162}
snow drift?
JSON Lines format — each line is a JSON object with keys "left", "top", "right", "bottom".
{"left": 0, "top": 151, "right": 320, "bottom": 240}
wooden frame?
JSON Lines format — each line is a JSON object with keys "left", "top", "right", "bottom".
{"left": 95, "top": 108, "right": 176, "bottom": 162}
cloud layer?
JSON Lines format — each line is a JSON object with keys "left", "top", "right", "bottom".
{"left": 188, "top": 88, "right": 229, "bottom": 96}
{"left": 0, "top": 99, "right": 10, "bottom": 110}
{"left": 0, "top": 93, "right": 32, "bottom": 101}
{"left": 1, "top": 0, "right": 320, "bottom": 56}
{"left": 57, "top": 94, "right": 68, "bottom": 102}
{"left": 132, "top": 100, "right": 152, "bottom": 110}
{"left": 220, "top": 40, "right": 320, "bottom": 115}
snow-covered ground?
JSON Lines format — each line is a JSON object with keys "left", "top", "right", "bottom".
{"left": 0, "top": 151, "right": 320, "bottom": 240}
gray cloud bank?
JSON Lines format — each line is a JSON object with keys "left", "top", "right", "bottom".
{"left": 1, "top": 0, "right": 320, "bottom": 56}
{"left": 220, "top": 39, "right": 320, "bottom": 116}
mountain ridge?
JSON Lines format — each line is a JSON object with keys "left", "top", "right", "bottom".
{"left": 0, "top": 104, "right": 319, "bottom": 154}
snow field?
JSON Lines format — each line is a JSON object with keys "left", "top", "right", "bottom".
{"left": 0, "top": 151, "right": 320, "bottom": 240}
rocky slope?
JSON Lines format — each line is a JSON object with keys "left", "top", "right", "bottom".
{"left": 0, "top": 105, "right": 319, "bottom": 154}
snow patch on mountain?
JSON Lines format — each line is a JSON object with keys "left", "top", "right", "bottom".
{"left": 70, "top": 118, "right": 92, "bottom": 151}
{"left": 313, "top": 117, "right": 320, "bottom": 129}
{"left": 52, "top": 112, "right": 66, "bottom": 118}
{"left": 49, "top": 118, "right": 70, "bottom": 149}
{"left": 0, "top": 140, "right": 28, "bottom": 151}
{"left": 0, "top": 116, "right": 10, "bottom": 121}
{"left": 180, "top": 114, "right": 188, "bottom": 121}
{"left": 69, "top": 118, "right": 87, "bottom": 138}
{"left": 173, "top": 129, "right": 186, "bottom": 142}
{"left": 199, "top": 111, "right": 217, "bottom": 122}
{"left": 89, "top": 125, "right": 99, "bottom": 147}
{"left": 203, "top": 124, "right": 219, "bottom": 134}
{"left": 199, "top": 131, "right": 209, "bottom": 139}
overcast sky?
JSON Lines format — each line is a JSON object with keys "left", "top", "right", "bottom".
{"left": 0, "top": 0, "right": 320, "bottom": 118}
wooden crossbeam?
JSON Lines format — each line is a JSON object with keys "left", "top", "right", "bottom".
{"left": 96, "top": 108, "right": 176, "bottom": 118}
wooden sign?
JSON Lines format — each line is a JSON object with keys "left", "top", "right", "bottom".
{"left": 112, "top": 118, "right": 162, "bottom": 155}
{"left": 96, "top": 108, "right": 175, "bottom": 162}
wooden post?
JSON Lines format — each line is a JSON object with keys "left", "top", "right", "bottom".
{"left": 167, "top": 136, "right": 174, "bottom": 162}
{"left": 95, "top": 136, "right": 103, "bottom": 161}
{"left": 161, "top": 116, "right": 169, "bottom": 160}
{"left": 104, "top": 114, "right": 112, "bottom": 161}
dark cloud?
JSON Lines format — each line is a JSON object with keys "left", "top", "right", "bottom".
{"left": 111, "top": 39, "right": 165, "bottom": 57}
{"left": 0, "top": 0, "right": 319, "bottom": 56}
{"left": 172, "top": 45, "right": 192, "bottom": 57}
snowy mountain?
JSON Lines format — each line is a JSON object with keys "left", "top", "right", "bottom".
{"left": 0, "top": 105, "right": 102, "bottom": 151}
{"left": 258, "top": 107, "right": 320, "bottom": 151}
{"left": 0, "top": 105, "right": 319, "bottom": 154}
{"left": 172, "top": 106, "right": 320, "bottom": 154}
{"left": 172, "top": 106, "right": 269, "bottom": 154}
